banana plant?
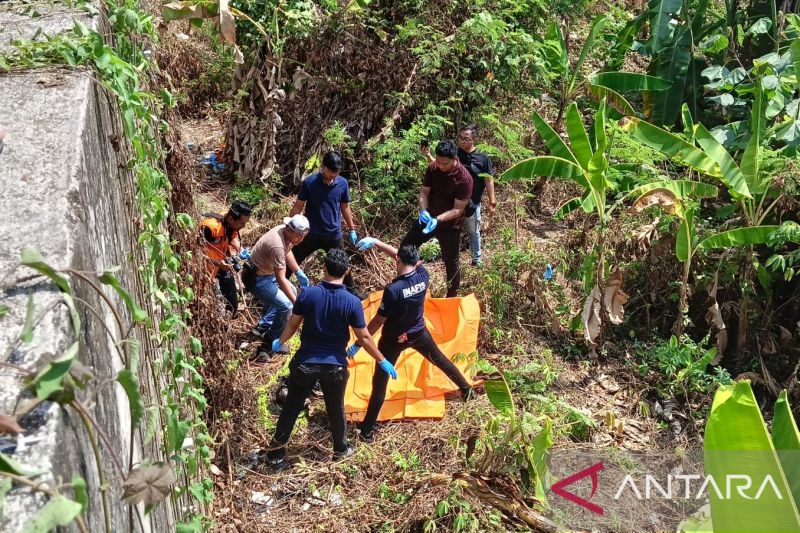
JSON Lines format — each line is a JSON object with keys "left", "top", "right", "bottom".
{"left": 628, "top": 180, "right": 719, "bottom": 335}
{"left": 502, "top": 100, "right": 633, "bottom": 349}
{"left": 540, "top": 16, "right": 671, "bottom": 125}
{"left": 623, "top": 92, "right": 781, "bottom": 360}
{"left": 678, "top": 382, "right": 800, "bottom": 532}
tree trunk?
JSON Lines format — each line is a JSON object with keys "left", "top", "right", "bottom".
{"left": 674, "top": 257, "right": 691, "bottom": 337}
{"left": 735, "top": 247, "right": 754, "bottom": 372}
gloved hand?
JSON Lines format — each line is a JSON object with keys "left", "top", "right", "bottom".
{"left": 379, "top": 359, "right": 398, "bottom": 379}
{"left": 295, "top": 270, "right": 310, "bottom": 288}
{"left": 356, "top": 237, "right": 378, "bottom": 252}
{"left": 350, "top": 229, "right": 358, "bottom": 245}
{"left": 346, "top": 344, "right": 361, "bottom": 358}
{"left": 421, "top": 217, "right": 438, "bottom": 235}
{"left": 239, "top": 247, "right": 251, "bottom": 261}
{"left": 418, "top": 210, "right": 432, "bottom": 225}
{"left": 271, "top": 339, "right": 282, "bottom": 352}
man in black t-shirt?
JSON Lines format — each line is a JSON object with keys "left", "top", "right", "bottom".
{"left": 402, "top": 140, "right": 472, "bottom": 297}
{"left": 348, "top": 237, "right": 473, "bottom": 442}
{"left": 457, "top": 125, "right": 495, "bottom": 267}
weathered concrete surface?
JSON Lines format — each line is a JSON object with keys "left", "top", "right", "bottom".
{"left": 0, "top": 2, "right": 93, "bottom": 54}
{"left": 0, "top": 5, "right": 178, "bottom": 532}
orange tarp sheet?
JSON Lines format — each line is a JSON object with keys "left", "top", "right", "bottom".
{"left": 345, "top": 291, "right": 479, "bottom": 422}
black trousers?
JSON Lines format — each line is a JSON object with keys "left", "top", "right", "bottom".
{"left": 359, "top": 328, "right": 471, "bottom": 434}
{"left": 401, "top": 222, "right": 461, "bottom": 297}
{"left": 217, "top": 270, "right": 238, "bottom": 315}
{"left": 288, "top": 233, "right": 356, "bottom": 291}
{"left": 268, "top": 362, "right": 349, "bottom": 460}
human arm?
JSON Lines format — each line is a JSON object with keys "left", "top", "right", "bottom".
{"left": 418, "top": 186, "right": 431, "bottom": 211}
{"left": 285, "top": 250, "right": 301, "bottom": 273}
{"left": 290, "top": 198, "right": 305, "bottom": 217}
{"left": 435, "top": 197, "right": 468, "bottom": 223}
{"left": 275, "top": 313, "right": 303, "bottom": 346}
{"left": 421, "top": 145, "right": 435, "bottom": 164}
{"left": 485, "top": 176, "right": 496, "bottom": 212}
{"left": 355, "top": 237, "right": 398, "bottom": 257}
{"left": 275, "top": 267, "right": 297, "bottom": 304}
{"left": 341, "top": 202, "right": 358, "bottom": 244}
{"left": 230, "top": 234, "right": 242, "bottom": 254}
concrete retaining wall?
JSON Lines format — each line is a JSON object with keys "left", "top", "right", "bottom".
{"left": 1, "top": 3, "right": 180, "bottom": 531}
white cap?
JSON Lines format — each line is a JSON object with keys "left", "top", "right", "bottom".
{"left": 284, "top": 215, "right": 310, "bottom": 234}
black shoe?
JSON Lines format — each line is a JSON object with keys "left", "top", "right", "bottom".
{"left": 311, "top": 381, "right": 323, "bottom": 398}
{"left": 251, "top": 324, "right": 269, "bottom": 337}
{"left": 357, "top": 424, "right": 374, "bottom": 443}
{"left": 333, "top": 446, "right": 355, "bottom": 460}
{"left": 250, "top": 349, "right": 271, "bottom": 364}
{"left": 471, "top": 259, "right": 482, "bottom": 267}
{"left": 266, "top": 455, "right": 286, "bottom": 470}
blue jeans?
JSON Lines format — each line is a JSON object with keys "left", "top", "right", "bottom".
{"left": 463, "top": 204, "right": 481, "bottom": 263}
{"left": 251, "top": 275, "right": 293, "bottom": 342}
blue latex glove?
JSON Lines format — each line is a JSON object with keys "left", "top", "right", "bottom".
{"left": 544, "top": 264, "right": 554, "bottom": 281}
{"left": 421, "top": 217, "right": 438, "bottom": 235}
{"left": 346, "top": 344, "right": 361, "bottom": 358}
{"left": 350, "top": 229, "right": 358, "bottom": 245}
{"left": 356, "top": 237, "right": 378, "bottom": 252}
{"left": 379, "top": 359, "right": 398, "bottom": 380}
{"left": 418, "top": 210, "right": 432, "bottom": 225}
{"left": 271, "top": 339, "right": 282, "bottom": 352}
{"left": 295, "top": 270, "right": 310, "bottom": 288}
{"left": 239, "top": 247, "right": 251, "bottom": 261}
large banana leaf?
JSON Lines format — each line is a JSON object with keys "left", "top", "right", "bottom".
{"left": 588, "top": 84, "right": 636, "bottom": 117}
{"left": 676, "top": 215, "right": 694, "bottom": 261}
{"left": 623, "top": 118, "right": 724, "bottom": 179}
{"left": 590, "top": 72, "right": 672, "bottom": 91}
{"left": 568, "top": 15, "right": 607, "bottom": 95}
{"left": 650, "top": 25, "right": 693, "bottom": 126}
{"left": 646, "top": 0, "right": 684, "bottom": 53}
{"left": 554, "top": 197, "right": 584, "bottom": 220}
{"left": 484, "top": 374, "right": 515, "bottom": 417}
{"left": 741, "top": 83, "right": 766, "bottom": 194}
{"left": 532, "top": 111, "right": 575, "bottom": 163}
{"left": 565, "top": 103, "right": 592, "bottom": 170}
{"left": 704, "top": 381, "right": 800, "bottom": 532}
{"left": 500, "top": 157, "right": 589, "bottom": 190}
{"left": 696, "top": 226, "right": 780, "bottom": 250}
{"left": 628, "top": 179, "right": 719, "bottom": 200}
{"left": 773, "top": 390, "right": 800, "bottom": 506}
{"left": 694, "top": 124, "right": 752, "bottom": 199}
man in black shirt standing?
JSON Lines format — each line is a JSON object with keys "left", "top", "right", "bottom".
{"left": 402, "top": 140, "right": 472, "bottom": 297}
{"left": 348, "top": 237, "right": 473, "bottom": 442}
{"left": 456, "top": 125, "right": 495, "bottom": 267}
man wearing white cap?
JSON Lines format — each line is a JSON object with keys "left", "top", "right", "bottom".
{"left": 245, "top": 215, "right": 311, "bottom": 360}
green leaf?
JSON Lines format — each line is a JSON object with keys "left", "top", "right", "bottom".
{"left": 531, "top": 111, "right": 575, "bottom": 163}
{"left": 593, "top": 99, "right": 608, "bottom": 154}
{"left": 501, "top": 157, "right": 588, "bottom": 189}
{"left": 484, "top": 374, "right": 515, "bottom": 416}
{"left": 144, "top": 406, "right": 160, "bottom": 445}
{"left": 676, "top": 217, "right": 692, "bottom": 261}
{"left": 623, "top": 118, "right": 723, "bottom": 178}
{"left": 21, "top": 292, "right": 35, "bottom": 343}
{"left": 118, "top": 369, "right": 144, "bottom": 428}
{"left": 588, "top": 84, "right": 636, "bottom": 118}
{"left": 166, "top": 407, "right": 191, "bottom": 454}
{"left": 569, "top": 15, "right": 607, "bottom": 94}
{"left": 676, "top": 347, "right": 716, "bottom": 382}
{"left": 99, "top": 270, "right": 148, "bottom": 323}
{"left": 21, "top": 496, "right": 82, "bottom": 533}
{"left": 0, "top": 477, "right": 10, "bottom": 521}
{"left": 176, "top": 213, "right": 194, "bottom": 229}
{"left": 704, "top": 381, "right": 800, "bottom": 532}
{"left": 773, "top": 390, "right": 800, "bottom": 506}
{"left": 745, "top": 17, "right": 772, "bottom": 36}
{"left": 650, "top": 25, "right": 692, "bottom": 126}
{"left": 741, "top": 83, "right": 766, "bottom": 193}
{"left": 565, "top": 103, "right": 592, "bottom": 169}
{"left": 694, "top": 124, "right": 751, "bottom": 199}
{"left": 0, "top": 452, "right": 35, "bottom": 476}
{"left": 20, "top": 248, "right": 70, "bottom": 294}
{"left": 554, "top": 197, "right": 584, "bottom": 220}
{"left": 697, "top": 226, "right": 780, "bottom": 250}
{"left": 71, "top": 475, "right": 88, "bottom": 515}
{"left": 647, "top": 0, "right": 683, "bottom": 53}
{"left": 61, "top": 293, "right": 81, "bottom": 338}
{"left": 189, "top": 336, "right": 202, "bottom": 354}
{"left": 590, "top": 72, "right": 672, "bottom": 92}
{"left": 526, "top": 417, "right": 553, "bottom": 503}
{"left": 0, "top": 304, "right": 9, "bottom": 318}
{"left": 30, "top": 342, "right": 78, "bottom": 400}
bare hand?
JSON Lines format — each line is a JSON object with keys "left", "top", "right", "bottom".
{"left": 488, "top": 200, "right": 497, "bottom": 213}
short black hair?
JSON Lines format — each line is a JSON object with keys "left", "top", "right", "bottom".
{"left": 322, "top": 150, "right": 343, "bottom": 171}
{"left": 324, "top": 248, "right": 349, "bottom": 277}
{"left": 397, "top": 245, "right": 419, "bottom": 266}
{"left": 435, "top": 140, "right": 458, "bottom": 159}
{"left": 228, "top": 200, "right": 253, "bottom": 219}
{"left": 459, "top": 124, "right": 478, "bottom": 136}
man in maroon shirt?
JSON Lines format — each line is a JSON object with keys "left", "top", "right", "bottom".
{"left": 400, "top": 140, "right": 472, "bottom": 297}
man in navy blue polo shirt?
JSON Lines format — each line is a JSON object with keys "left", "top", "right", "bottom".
{"left": 289, "top": 151, "right": 362, "bottom": 296}
{"left": 348, "top": 238, "right": 473, "bottom": 442}
{"left": 265, "top": 249, "right": 397, "bottom": 468}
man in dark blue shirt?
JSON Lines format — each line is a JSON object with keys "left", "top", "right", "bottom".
{"left": 349, "top": 238, "right": 473, "bottom": 442}
{"left": 289, "top": 151, "right": 362, "bottom": 296}
{"left": 265, "top": 249, "right": 397, "bottom": 468}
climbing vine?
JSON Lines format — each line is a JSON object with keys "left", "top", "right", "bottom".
{"left": 0, "top": 0, "right": 212, "bottom": 530}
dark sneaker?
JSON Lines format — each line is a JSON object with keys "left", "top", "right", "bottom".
{"left": 250, "top": 349, "right": 271, "bottom": 364}
{"left": 333, "top": 446, "right": 355, "bottom": 460}
{"left": 357, "top": 424, "right": 374, "bottom": 443}
{"left": 471, "top": 259, "right": 482, "bottom": 267}
{"left": 266, "top": 454, "right": 286, "bottom": 470}
{"left": 251, "top": 324, "right": 269, "bottom": 337}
